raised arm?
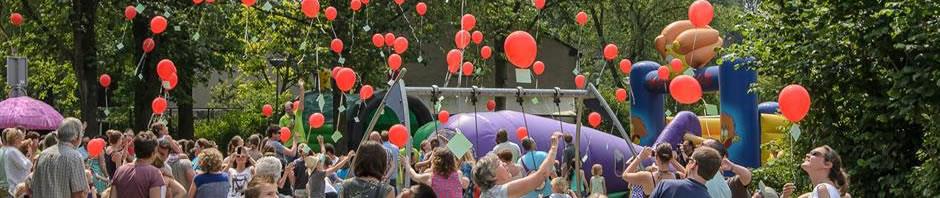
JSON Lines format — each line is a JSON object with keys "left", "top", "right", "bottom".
{"left": 325, "top": 151, "right": 355, "bottom": 174}
{"left": 670, "top": 154, "right": 688, "bottom": 179}
{"left": 402, "top": 156, "right": 431, "bottom": 185}
{"left": 505, "top": 133, "right": 562, "bottom": 198}
{"left": 622, "top": 147, "right": 653, "bottom": 185}
{"left": 724, "top": 158, "right": 752, "bottom": 186}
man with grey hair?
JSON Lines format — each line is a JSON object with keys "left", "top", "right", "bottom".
{"left": 32, "top": 117, "right": 88, "bottom": 198}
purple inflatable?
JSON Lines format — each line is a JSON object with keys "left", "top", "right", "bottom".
{"left": 443, "top": 111, "right": 645, "bottom": 193}
{"left": 655, "top": 111, "right": 703, "bottom": 148}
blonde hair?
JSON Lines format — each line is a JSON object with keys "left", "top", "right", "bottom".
{"left": 2, "top": 128, "right": 24, "bottom": 145}
{"left": 592, "top": 164, "right": 603, "bottom": 176}
{"left": 198, "top": 148, "right": 225, "bottom": 172}
{"left": 551, "top": 177, "right": 569, "bottom": 193}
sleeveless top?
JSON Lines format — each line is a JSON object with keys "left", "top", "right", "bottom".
{"left": 104, "top": 150, "right": 118, "bottom": 178}
{"left": 630, "top": 172, "right": 679, "bottom": 198}
{"left": 590, "top": 176, "right": 605, "bottom": 195}
{"left": 194, "top": 172, "right": 231, "bottom": 198}
{"left": 810, "top": 183, "right": 840, "bottom": 198}
{"left": 431, "top": 172, "right": 462, "bottom": 198}
{"left": 229, "top": 167, "right": 252, "bottom": 198}
{"left": 339, "top": 177, "right": 393, "bottom": 198}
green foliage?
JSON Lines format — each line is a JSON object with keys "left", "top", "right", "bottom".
{"left": 728, "top": 0, "right": 940, "bottom": 197}
{"left": 194, "top": 108, "right": 267, "bottom": 153}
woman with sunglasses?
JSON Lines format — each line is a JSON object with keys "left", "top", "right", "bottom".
{"left": 229, "top": 146, "right": 256, "bottom": 198}
{"left": 621, "top": 143, "right": 687, "bottom": 198}
{"left": 780, "top": 145, "right": 849, "bottom": 198}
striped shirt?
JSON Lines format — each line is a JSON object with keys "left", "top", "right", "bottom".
{"left": 32, "top": 143, "right": 89, "bottom": 198}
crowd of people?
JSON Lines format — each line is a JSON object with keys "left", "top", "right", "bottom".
{"left": 0, "top": 115, "right": 850, "bottom": 198}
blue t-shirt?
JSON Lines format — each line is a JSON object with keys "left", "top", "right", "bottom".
{"left": 382, "top": 142, "right": 399, "bottom": 180}
{"left": 517, "top": 151, "right": 551, "bottom": 198}
{"left": 650, "top": 178, "right": 711, "bottom": 198}
{"left": 194, "top": 172, "right": 231, "bottom": 198}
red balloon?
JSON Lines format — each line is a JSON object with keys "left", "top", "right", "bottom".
{"left": 330, "top": 38, "right": 344, "bottom": 53}
{"left": 384, "top": 33, "right": 396, "bottom": 46}
{"left": 142, "top": 38, "right": 156, "bottom": 53}
{"left": 99, "top": 74, "right": 112, "bottom": 88}
{"left": 242, "top": 0, "right": 257, "bottom": 7}
{"left": 486, "top": 100, "right": 496, "bottom": 111}
{"left": 532, "top": 61, "right": 545, "bottom": 76}
{"left": 619, "top": 59, "right": 632, "bottom": 74}
{"left": 615, "top": 88, "right": 628, "bottom": 102}
{"left": 669, "top": 75, "right": 703, "bottom": 104}
{"left": 689, "top": 0, "right": 714, "bottom": 28}
{"left": 124, "top": 6, "right": 137, "bottom": 21}
{"left": 394, "top": 37, "right": 409, "bottom": 54}
{"left": 603, "top": 44, "right": 618, "bottom": 60}
{"left": 194, "top": 0, "right": 204, "bottom": 5}
{"left": 471, "top": 31, "right": 484, "bottom": 45}
{"left": 504, "top": 31, "right": 537, "bottom": 69}
{"left": 9, "top": 13, "right": 23, "bottom": 27}
{"left": 279, "top": 127, "right": 291, "bottom": 142}
{"left": 461, "top": 14, "right": 476, "bottom": 31}
{"left": 387, "top": 54, "right": 403, "bottom": 71}
{"left": 302, "top": 0, "right": 320, "bottom": 18}
{"left": 293, "top": 101, "right": 300, "bottom": 112}
{"left": 351, "top": 0, "right": 363, "bottom": 11}
{"left": 670, "top": 58, "right": 683, "bottom": 72}
{"left": 359, "top": 85, "right": 374, "bottom": 100}
{"left": 416, "top": 2, "right": 428, "bottom": 16}
{"left": 309, "top": 113, "right": 325, "bottom": 128}
{"left": 165, "top": 73, "right": 178, "bottom": 90}
{"left": 362, "top": 0, "right": 370, "bottom": 4}
{"left": 262, "top": 104, "right": 274, "bottom": 117}
{"left": 331, "top": 66, "right": 343, "bottom": 79}
{"left": 446, "top": 49, "right": 462, "bottom": 74}
{"left": 533, "top": 0, "right": 545, "bottom": 10}
{"left": 371, "top": 34, "right": 385, "bottom": 48}
{"left": 575, "top": 75, "right": 586, "bottom": 89}
{"left": 588, "top": 112, "right": 602, "bottom": 128}
{"left": 150, "top": 16, "right": 168, "bottom": 34}
{"left": 658, "top": 66, "right": 670, "bottom": 80}
{"left": 480, "top": 46, "right": 492, "bottom": 60}
{"left": 87, "top": 138, "right": 106, "bottom": 157}
{"left": 152, "top": 97, "right": 168, "bottom": 114}
{"left": 575, "top": 11, "right": 588, "bottom": 26}
{"left": 438, "top": 110, "right": 449, "bottom": 124}
{"left": 778, "top": 85, "right": 811, "bottom": 122}
{"left": 516, "top": 127, "right": 528, "bottom": 140}
{"left": 455, "top": 30, "right": 471, "bottom": 49}
{"left": 394, "top": 0, "right": 405, "bottom": 6}
{"left": 157, "top": 59, "right": 175, "bottom": 81}
{"left": 325, "top": 7, "right": 338, "bottom": 21}
{"left": 335, "top": 68, "right": 356, "bottom": 92}
{"left": 389, "top": 124, "right": 409, "bottom": 147}
{"left": 462, "top": 62, "right": 474, "bottom": 76}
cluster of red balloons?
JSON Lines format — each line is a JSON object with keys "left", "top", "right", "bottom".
{"left": 332, "top": 67, "right": 357, "bottom": 92}
{"left": 156, "top": 59, "right": 179, "bottom": 90}
{"left": 262, "top": 104, "right": 274, "bottom": 117}
{"left": 389, "top": 124, "right": 409, "bottom": 147}
{"left": 152, "top": 97, "right": 168, "bottom": 115}
{"left": 309, "top": 113, "right": 325, "bottom": 128}
{"left": 99, "top": 74, "right": 112, "bottom": 89}
{"left": 778, "top": 85, "right": 810, "bottom": 122}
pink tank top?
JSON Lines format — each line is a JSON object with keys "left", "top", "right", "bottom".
{"left": 431, "top": 172, "right": 462, "bottom": 198}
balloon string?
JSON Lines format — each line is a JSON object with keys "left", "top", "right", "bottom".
{"left": 397, "top": 5, "right": 421, "bottom": 45}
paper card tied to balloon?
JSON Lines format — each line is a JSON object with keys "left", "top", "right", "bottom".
{"left": 331, "top": 130, "right": 344, "bottom": 142}
{"left": 447, "top": 131, "right": 473, "bottom": 158}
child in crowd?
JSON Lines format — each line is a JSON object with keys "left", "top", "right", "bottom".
{"left": 551, "top": 177, "right": 577, "bottom": 198}
{"left": 589, "top": 164, "right": 606, "bottom": 196}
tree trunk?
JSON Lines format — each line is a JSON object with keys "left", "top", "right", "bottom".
{"left": 133, "top": 15, "right": 158, "bottom": 131}
{"left": 177, "top": 57, "right": 195, "bottom": 140}
{"left": 493, "top": 35, "right": 507, "bottom": 110}
{"left": 70, "top": 0, "right": 100, "bottom": 136}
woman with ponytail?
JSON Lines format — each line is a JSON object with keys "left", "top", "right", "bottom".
{"left": 781, "top": 145, "right": 849, "bottom": 198}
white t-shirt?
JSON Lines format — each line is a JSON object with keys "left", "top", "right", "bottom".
{"left": 481, "top": 185, "right": 509, "bottom": 198}
{"left": 2, "top": 146, "right": 31, "bottom": 193}
{"left": 810, "top": 183, "right": 840, "bottom": 198}
{"left": 492, "top": 142, "right": 522, "bottom": 162}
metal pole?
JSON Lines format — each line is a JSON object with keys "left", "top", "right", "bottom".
{"left": 587, "top": 84, "right": 638, "bottom": 157}
{"left": 360, "top": 68, "right": 409, "bottom": 145}
{"left": 574, "top": 95, "right": 584, "bottom": 196}
{"left": 404, "top": 87, "right": 591, "bottom": 98}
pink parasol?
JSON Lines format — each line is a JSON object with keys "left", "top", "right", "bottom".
{"left": 0, "top": 96, "right": 64, "bottom": 130}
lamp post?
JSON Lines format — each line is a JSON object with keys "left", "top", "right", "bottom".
{"left": 268, "top": 53, "right": 287, "bottom": 122}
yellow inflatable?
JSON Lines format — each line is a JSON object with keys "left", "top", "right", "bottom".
{"left": 667, "top": 114, "right": 789, "bottom": 164}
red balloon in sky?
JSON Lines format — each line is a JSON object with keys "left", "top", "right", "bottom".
{"left": 533, "top": 0, "right": 545, "bottom": 10}
{"left": 658, "top": 66, "right": 670, "bottom": 80}
{"left": 394, "top": 37, "right": 409, "bottom": 54}
{"left": 387, "top": 54, "right": 403, "bottom": 71}
{"left": 504, "top": 31, "right": 537, "bottom": 69}
{"left": 124, "top": 6, "right": 137, "bottom": 21}
{"left": 99, "top": 74, "right": 112, "bottom": 88}
{"left": 615, "top": 88, "right": 628, "bottom": 102}
{"left": 359, "top": 85, "right": 374, "bottom": 100}
{"left": 393, "top": 0, "right": 405, "bottom": 6}
{"left": 688, "top": 0, "right": 714, "bottom": 28}
{"left": 446, "top": 49, "right": 462, "bottom": 74}
{"left": 335, "top": 68, "right": 356, "bottom": 92}
{"left": 389, "top": 124, "right": 409, "bottom": 147}
{"left": 371, "top": 34, "right": 385, "bottom": 48}
{"left": 262, "top": 104, "right": 274, "bottom": 117}
{"left": 438, "top": 110, "right": 450, "bottom": 124}
{"left": 461, "top": 14, "right": 476, "bottom": 31}
{"left": 142, "top": 38, "right": 156, "bottom": 53}
{"left": 462, "top": 62, "right": 474, "bottom": 76}
{"left": 603, "top": 44, "right": 618, "bottom": 60}
{"left": 242, "top": 0, "right": 257, "bottom": 7}
{"left": 471, "top": 31, "right": 484, "bottom": 45}
{"left": 302, "top": 0, "right": 320, "bottom": 18}
{"left": 532, "top": 61, "right": 545, "bottom": 76}
{"left": 384, "top": 33, "right": 396, "bottom": 46}
{"left": 455, "top": 30, "right": 471, "bottom": 49}
{"left": 152, "top": 97, "right": 168, "bottom": 114}
{"left": 516, "top": 127, "right": 528, "bottom": 140}
{"left": 350, "top": 0, "right": 363, "bottom": 12}
{"left": 486, "top": 100, "right": 496, "bottom": 111}
{"left": 778, "top": 85, "right": 811, "bottom": 122}
{"left": 575, "top": 75, "right": 586, "bottom": 89}
{"left": 330, "top": 38, "right": 344, "bottom": 53}
{"left": 588, "top": 112, "right": 602, "bottom": 128}
{"left": 325, "top": 7, "right": 338, "bottom": 21}
{"left": 619, "top": 59, "right": 632, "bottom": 74}
{"left": 416, "top": 2, "right": 428, "bottom": 16}
{"left": 575, "top": 11, "right": 588, "bottom": 26}
{"left": 150, "top": 16, "right": 168, "bottom": 34}
{"left": 480, "top": 46, "right": 492, "bottom": 60}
